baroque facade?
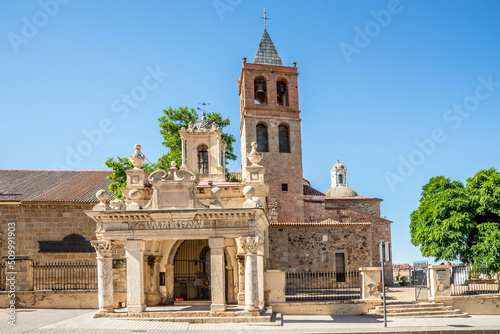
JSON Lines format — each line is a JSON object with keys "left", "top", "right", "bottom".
{"left": 0, "top": 28, "right": 392, "bottom": 313}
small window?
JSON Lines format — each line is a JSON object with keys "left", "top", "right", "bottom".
{"left": 197, "top": 144, "right": 209, "bottom": 174}
{"left": 282, "top": 184, "right": 288, "bottom": 192}
{"left": 256, "top": 124, "right": 269, "bottom": 152}
{"left": 277, "top": 80, "right": 288, "bottom": 106}
{"left": 279, "top": 124, "right": 290, "bottom": 153}
{"left": 254, "top": 78, "right": 267, "bottom": 104}
{"left": 338, "top": 174, "right": 343, "bottom": 184}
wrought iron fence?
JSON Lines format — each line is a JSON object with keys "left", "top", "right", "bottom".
{"left": 0, "top": 262, "right": 6, "bottom": 291}
{"left": 33, "top": 262, "right": 98, "bottom": 291}
{"left": 285, "top": 270, "right": 360, "bottom": 301}
{"left": 451, "top": 265, "right": 500, "bottom": 296}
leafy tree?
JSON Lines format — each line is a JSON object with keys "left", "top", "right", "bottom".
{"left": 410, "top": 168, "right": 500, "bottom": 271}
{"left": 104, "top": 106, "right": 237, "bottom": 198}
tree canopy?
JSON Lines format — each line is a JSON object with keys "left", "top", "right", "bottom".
{"left": 104, "top": 106, "right": 237, "bottom": 198}
{"left": 410, "top": 168, "right": 500, "bottom": 271}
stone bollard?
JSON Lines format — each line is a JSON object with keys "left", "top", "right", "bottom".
{"left": 428, "top": 265, "right": 452, "bottom": 300}
{"left": 359, "top": 267, "right": 382, "bottom": 300}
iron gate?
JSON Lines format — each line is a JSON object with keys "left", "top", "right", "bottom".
{"left": 413, "top": 260, "right": 429, "bottom": 301}
{"left": 174, "top": 240, "right": 211, "bottom": 301}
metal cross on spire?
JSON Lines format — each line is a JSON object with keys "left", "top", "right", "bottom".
{"left": 260, "top": 8, "right": 270, "bottom": 29}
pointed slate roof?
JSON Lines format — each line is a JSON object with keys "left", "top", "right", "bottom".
{"left": 253, "top": 29, "right": 283, "bottom": 66}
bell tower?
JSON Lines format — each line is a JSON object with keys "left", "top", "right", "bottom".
{"left": 239, "top": 26, "right": 304, "bottom": 224}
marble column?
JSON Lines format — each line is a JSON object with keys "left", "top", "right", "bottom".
{"left": 125, "top": 240, "right": 146, "bottom": 313}
{"left": 209, "top": 238, "right": 226, "bottom": 312}
{"left": 239, "top": 236, "right": 263, "bottom": 312}
{"left": 91, "top": 240, "right": 116, "bottom": 314}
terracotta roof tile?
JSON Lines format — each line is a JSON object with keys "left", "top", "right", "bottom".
{"left": 0, "top": 170, "right": 112, "bottom": 203}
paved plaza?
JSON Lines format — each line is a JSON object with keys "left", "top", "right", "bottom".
{"left": 1, "top": 307, "right": 500, "bottom": 334}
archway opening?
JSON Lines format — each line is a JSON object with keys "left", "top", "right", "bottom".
{"left": 174, "top": 240, "right": 211, "bottom": 301}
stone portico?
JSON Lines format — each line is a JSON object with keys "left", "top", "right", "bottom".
{"left": 86, "top": 141, "right": 269, "bottom": 315}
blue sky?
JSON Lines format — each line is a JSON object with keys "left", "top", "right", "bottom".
{"left": 2, "top": 0, "right": 500, "bottom": 265}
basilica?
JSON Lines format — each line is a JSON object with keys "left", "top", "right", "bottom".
{"left": 0, "top": 27, "right": 392, "bottom": 314}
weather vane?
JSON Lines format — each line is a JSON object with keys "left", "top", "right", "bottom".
{"left": 261, "top": 8, "right": 270, "bottom": 29}
{"left": 197, "top": 102, "right": 210, "bottom": 119}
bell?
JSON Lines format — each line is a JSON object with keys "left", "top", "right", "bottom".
{"left": 278, "top": 86, "right": 286, "bottom": 96}
{"left": 256, "top": 84, "right": 265, "bottom": 95}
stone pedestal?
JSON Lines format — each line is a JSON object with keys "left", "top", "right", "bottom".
{"left": 91, "top": 240, "right": 115, "bottom": 314}
{"left": 209, "top": 238, "right": 226, "bottom": 312}
{"left": 125, "top": 240, "right": 146, "bottom": 313}
{"left": 429, "top": 265, "right": 451, "bottom": 300}
{"left": 359, "top": 267, "right": 382, "bottom": 300}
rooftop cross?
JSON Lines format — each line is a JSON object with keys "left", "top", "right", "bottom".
{"left": 260, "top": 8, "right": 270, "bottom": 29}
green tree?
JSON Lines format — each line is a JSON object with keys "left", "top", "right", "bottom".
{"left": 104, "top": 106, "right": 237, "bottom": 198}
{"left": 410, "top": 168, "right": 500, "bottom": 271}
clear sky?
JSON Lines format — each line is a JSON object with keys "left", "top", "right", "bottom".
{"left": 2, "top": 0, "right": 500, "bottom": 265}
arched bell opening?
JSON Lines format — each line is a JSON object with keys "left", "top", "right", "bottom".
{"left": 276, "top": 80, "right": 288, "bottom": 106}
{"left": 254, "top": 77, "right": 267, "bottom": 104}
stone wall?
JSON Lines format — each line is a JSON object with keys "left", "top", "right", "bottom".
{"left": 268, "top": 225, "right": 373, "bottom": 272}
{"left": 326, "top": 198, "right": 381, "bottom": 216}
{"left": 0, "top": 202, "right": 97, "bottom": 262}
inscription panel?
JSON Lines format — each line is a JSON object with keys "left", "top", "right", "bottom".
{"left": 138, "top": 220, "right": 215, "bottom": 230}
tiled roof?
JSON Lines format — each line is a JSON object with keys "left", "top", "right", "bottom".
{"left": 303, "top": 185, "right": 324, "bottom": 196}
{"left": 253, "top": 29, "right": 284, "bottom": 66}
{"left": 0, "top": 170, "right": 112, "bottom": 203}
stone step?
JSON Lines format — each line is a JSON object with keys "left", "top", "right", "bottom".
{"left": 372, "top": 306, "right": 454, "bottom": 313}
{"left": 369, "top": 308, "right": 458, "bottom": 315}
{"left": 366, "top": 310, "right": 469, "bottom": 318}
{"left": 375, "top": 302, "right": 445, "bottom": 310}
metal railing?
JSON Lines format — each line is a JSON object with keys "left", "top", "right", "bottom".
{"left": 451, "top": 265, "right": 500, "bottom": 296}
{"left": 33, "top": 262, "right": 98, "bottom": 291}
{"left": 285, "top": 270, "right": 360, "bottom": 301}
{"left": 0, "top": 262, "right": 5, "bottom": 291}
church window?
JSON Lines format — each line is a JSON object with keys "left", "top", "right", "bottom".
{"left": 254, "top": 77, "right": 267, "bottom": 104}
{"left": 197, "top": 144, "right": 209, "bottom": 174}
{"left": 338, "top": 174, "right": 343, "bottom": 184}
{"left": 277, "top": 80, "right": 288, "bottom": 106}
{"left": 256, "top": 124, "right": 269, "bottom": 152}
{"left": 279, "top": 124, "right": 290, "bottom": 153}
{"left": 281, "top": 184, "right": 288, "bottom": 192}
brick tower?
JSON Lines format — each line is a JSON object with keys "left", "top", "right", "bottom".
{"left": 239, "top": 28, "right": 304, "bottom": 224}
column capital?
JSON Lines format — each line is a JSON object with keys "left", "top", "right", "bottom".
{"left": 91, "top": 240, "right": 116, "bottom": 258}
{"left": 125, "top": 239, "right": 144, "bottom": 252}
{"left": 239, "top": 236, "right": 263, "bottom": 255}
{"left": 209, "top": 237, "right": 225, "bottom": 249}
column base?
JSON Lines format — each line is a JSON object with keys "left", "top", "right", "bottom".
{"left": 244, "top": 304, "right": 258, "bottom": 312}
{"left": 210, "top": 303, "right": 227, "bottom": 312}
{"left": 127, "top": 304, "right": 146, "bottom": 313}
{"left": 96, "top": 307, "right": 114, "bottom": 315}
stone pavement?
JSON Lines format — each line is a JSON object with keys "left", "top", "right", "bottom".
{"left": 1, "top": 308, "right": 500, "bottom": 334}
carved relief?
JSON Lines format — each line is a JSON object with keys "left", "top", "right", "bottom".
{"left": 91, "top": 240, "right": 116, "bottom": 257}
{"left": 239, "top": 236, "right": 263, "bottom": 255}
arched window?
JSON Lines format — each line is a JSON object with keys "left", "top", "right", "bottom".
{"left": 256, "top": 124, "right": 269, "bottom": 152}
{"left": 197, "top": 144, "right": 209, "bottom": 174}
{"left": 338, "top": 174, "right": 343, "bottom": 184}
{"left": 277, "top": 80, "right": 288, "bottom": 106}
{"left": 279, "top": 124, "right": 290, "bottom": 153}
{"left": 254, "top": 77, "right": 267, "bottom": 104}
